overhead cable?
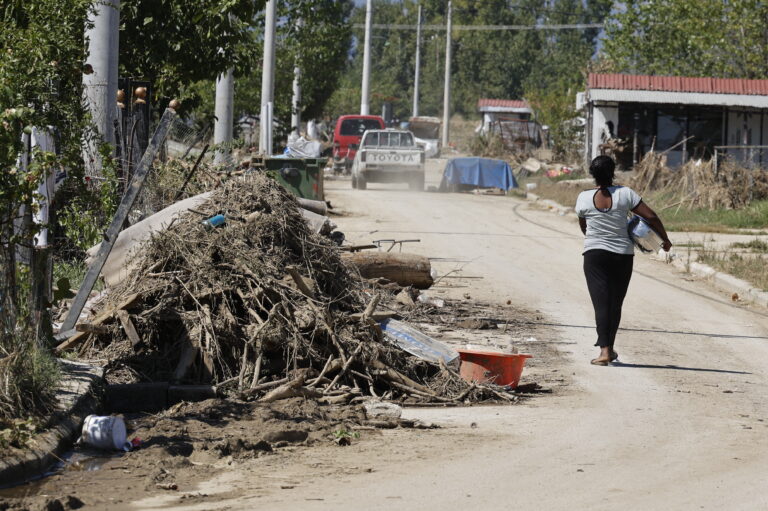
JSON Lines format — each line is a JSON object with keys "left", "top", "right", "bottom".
{"left": 352, "top": 23, "right": 603, "bottom": 31}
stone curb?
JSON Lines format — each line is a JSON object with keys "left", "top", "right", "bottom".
{"left": 0, "top": 360, "right": 104, "bottom": 487}
{"left": 670, "top": 258, "right": 768, "bottom": 308}
{"left": 523, "top": 192, "right": 768, "bottom": 309}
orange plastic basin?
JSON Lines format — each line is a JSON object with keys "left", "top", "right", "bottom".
{"left": 457, "top": 349, "right": 532, "bottom": 388}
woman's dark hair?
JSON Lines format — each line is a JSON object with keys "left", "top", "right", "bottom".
{"left": 589, "top": 155, "right": 615, "bottom": 188}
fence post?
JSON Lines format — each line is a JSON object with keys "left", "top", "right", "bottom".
{"left": 58, "top": 108, "right": 178, "bottom": 337}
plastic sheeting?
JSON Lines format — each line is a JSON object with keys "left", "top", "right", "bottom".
{"left": 283, "top": 136, "right": 322, "bottom": 158}
{"left": 440, "top": 157, "right": 518, "bottom": 191}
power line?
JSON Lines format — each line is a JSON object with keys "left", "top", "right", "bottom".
{"left": 352, "top": 23, "right": 603, "bottom": 31}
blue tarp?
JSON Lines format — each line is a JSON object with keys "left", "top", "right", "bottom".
{"left": 440, "top": 157, "right": 518, "bottom": 191}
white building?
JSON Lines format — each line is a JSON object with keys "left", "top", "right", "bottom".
{"left": 477, "top": 98, "right": 533, "bottom": 133}
{"left": 579, "top": 73, "right": 768, "bottom": 169}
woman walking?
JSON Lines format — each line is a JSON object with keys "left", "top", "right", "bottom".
{"left": 575, "top": 156, "right": 672, "bottom": 366}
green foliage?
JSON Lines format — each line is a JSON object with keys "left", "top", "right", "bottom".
{"left": 180, "top": 1, "right": 353, "bottom": 145}
{"left": 661, "top": 199, "right": 768, "bottom": 232}
{"left": 326, "top": 0, "right": 609, "bottom": 124}
{"left": 730, "top": 239, "right": 768, "bottom": 253}
{"left": 192, "top": 1, "right": 354, "bottom": 135}
{"left": 0, "top": 337, "right": 60, "bottom": 422}
{"left": 0, "top": 0, "right": 88, "bottom": 421}
{"left": 525, "top": 83, "right": 582, "bottom": 159}
{"left": 332, "top": 428, "right": 360, "bottom": 440}
{"left": 603, "top": 0, "right": 768, "bottom": 79}
{"left": 0, "top": 417, "right": 38, "bottom": 451}
{"left": 119, "top": 0, "right": 265, "bottom": 104}
{"left": 57, "top": 144, "right": 119, "bottom": 251}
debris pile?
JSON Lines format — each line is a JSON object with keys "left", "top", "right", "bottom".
{"left": 632, "top": 152, "right": 768, "bottom": 209}
{"left": 67, "top": 173, "right": 513, "bottom": 404}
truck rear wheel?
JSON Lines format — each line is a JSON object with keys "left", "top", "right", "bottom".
{"left": 351, "top": 175, "right": 358, "bottom": 189}
{"left": 357, "top": 174, "right": 367, "bottom": 190}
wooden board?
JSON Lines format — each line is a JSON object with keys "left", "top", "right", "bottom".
{"left": 116, "top": 310, "right": 142, "bottom": 348}
{"left": 58, "top": 108, "right": 177, "bottom": 333}
{"left": 55, "top": 293, "right": 142, "bottom": 353}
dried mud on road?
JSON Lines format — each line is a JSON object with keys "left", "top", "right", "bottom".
{"left": 0, "top": 297, "right": 566, "bottom": 511}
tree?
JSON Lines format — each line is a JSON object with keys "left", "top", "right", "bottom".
{"left": 325, "top": 0, "right": 610, "bottom": 123}
{"left": 119, "top": 0, "right": 266, "bottom": 103}
{"left": 0, "top": 0, "right": 93, "bottom": 419}
{"left": 232, "top": 1, "right": 354, "bottom": 124}
{"left": 523, "top": 0, "right": 612, "bottom": 157}
{"left": 603, "top": 0, "right": 768, "bottom": 79}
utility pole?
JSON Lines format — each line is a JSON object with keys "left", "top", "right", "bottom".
{"left": 360, "top": 0, "right": 373, "bottom": 115}
{"left": 291, "top": 19, "right": 302, "bottom": 132}
{"left": 260, "top": 0, "right": 277, "bottom": 154}
{"left": 412, "top": 4, "right": 422, "bottom": 118}
{"left": 291, "top": 67, "right": 301, "bottom": 131}
{"left": 213, "top": 69, "right": 234, "bottom": 165}
{"left": 441, "top": 0, "right": 452, "bottom": 149}
{"left": 83, "top": 0, "right": 119, "bottom": 174}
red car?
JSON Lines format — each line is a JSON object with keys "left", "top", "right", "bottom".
{"left": 332, "top": 115, "right": 386, "bottom": 173}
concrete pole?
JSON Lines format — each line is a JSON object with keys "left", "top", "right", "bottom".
{"left": 291, "top": 67, "right": 301, "bottom": 132}
{"left": 360, "top": 0, "right": 373, "bottom": 115}
{"left": 291, "top": 18, "right": 303, "bottom": 133}
{"left": 83, "top": 0, "right": 119, "bottom": 173}
{"left": 412, "top": 4, "right": 422, "bottom": 118}
{"left": 213, "top": 68, "right": 234, "bottom": 165}
{"left": 441, "top": 1, "right": 452, "bottom": 149}
{"left": 260, "top": 0, "right": 277, "bottom": 154}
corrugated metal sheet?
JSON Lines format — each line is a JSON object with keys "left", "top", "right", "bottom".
{"left": 588, "top": 73, "right": 768, "bottom": 96}
{"left": 477, "top": 98, "right": 530, "bottom": 109}
{"left": 589, "top": 88, "right": 768, "bottom": 109}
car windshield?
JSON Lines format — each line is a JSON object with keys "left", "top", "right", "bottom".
{"left": 362, "top": 131, "right": 415, "bottom": 147}
{"left": 340, "top": 119, "right": 382, "bottom": 136}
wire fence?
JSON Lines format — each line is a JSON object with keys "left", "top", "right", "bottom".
{"left": 714, "top": 145, "right": 768, "bottom": 171}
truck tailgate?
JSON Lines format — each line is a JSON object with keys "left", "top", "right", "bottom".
{"left": 365, "top": 150, "right": 422, "bottom": 166}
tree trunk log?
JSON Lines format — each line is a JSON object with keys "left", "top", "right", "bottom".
{"left": 342, "top": 253, "right": 433, "bottom": 289}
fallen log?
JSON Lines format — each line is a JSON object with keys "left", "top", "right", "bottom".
{"left": 342, "top": 252, "right": 433, "bottom": 289}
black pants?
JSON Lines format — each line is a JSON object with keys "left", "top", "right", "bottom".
{"left": 583, "top": 249, "right": 634, "bottom": 348}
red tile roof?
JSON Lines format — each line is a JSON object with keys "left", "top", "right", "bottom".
{"left": 477, "top": 98, "right": 530, "bottom": 109}
{"left": 588, "top": 73, "right": 768, "bottom": 96}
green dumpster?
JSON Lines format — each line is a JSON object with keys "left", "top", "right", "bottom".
{"left": 253, "top": 157, "right": 326, "bottom": 201}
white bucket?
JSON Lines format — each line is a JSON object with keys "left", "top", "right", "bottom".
{"left": 81, "top": 415, "right": 128, "bottom": 451}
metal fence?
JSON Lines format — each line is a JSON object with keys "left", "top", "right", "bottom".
{"left": 493, "top": 119, "right": 543, "bottom": 153}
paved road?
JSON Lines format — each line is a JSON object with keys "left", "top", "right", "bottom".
{"left": 282, "top": 171, "right": 768, "bottom": 510}
{"left": 134, "top": 165, "right": 768, "bottom": 511}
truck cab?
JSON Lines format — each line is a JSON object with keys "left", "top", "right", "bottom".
{"left": 351, "top": 129, "right": 425, "bottom": 190}
{"left": 332, "top": 115, "right": 386, "bottom": 174}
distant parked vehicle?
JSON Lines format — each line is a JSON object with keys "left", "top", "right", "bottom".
{"left": 332, "top": 115, "right": 386, "bottom": 174}
{"left": 408, "top": 116, "right": 441, "bottom": 158}
{"left": 351, "top": 129, "right": 425, "bottom": 191}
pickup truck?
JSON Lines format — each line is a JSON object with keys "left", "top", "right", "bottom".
{"left": 351, "top": 129, "right": 425, "bottom": 191}
{"left": 332, "top": 115, "right": 386, "bottom": 174}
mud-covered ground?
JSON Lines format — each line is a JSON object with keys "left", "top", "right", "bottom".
{"left": 0, "top": 299, "right": 562, "bottom": 510}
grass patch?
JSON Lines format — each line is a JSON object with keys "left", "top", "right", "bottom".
{"left": 525, "top": 176, "right": 768, "bottom": 234}
{"left": 730, "top": 238, "right": 768, "bottom": 252}
{"left": 521, "top": 176, "right": 583, "bottom": 208}
{"left": 0, "top": 332, "right": 60, "bottom": 426}
{"left": 659, "top": 200, "right": 768, "bottom": 233}
{"left": 698, "top": 249, "right": 768, "bottom": 291}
